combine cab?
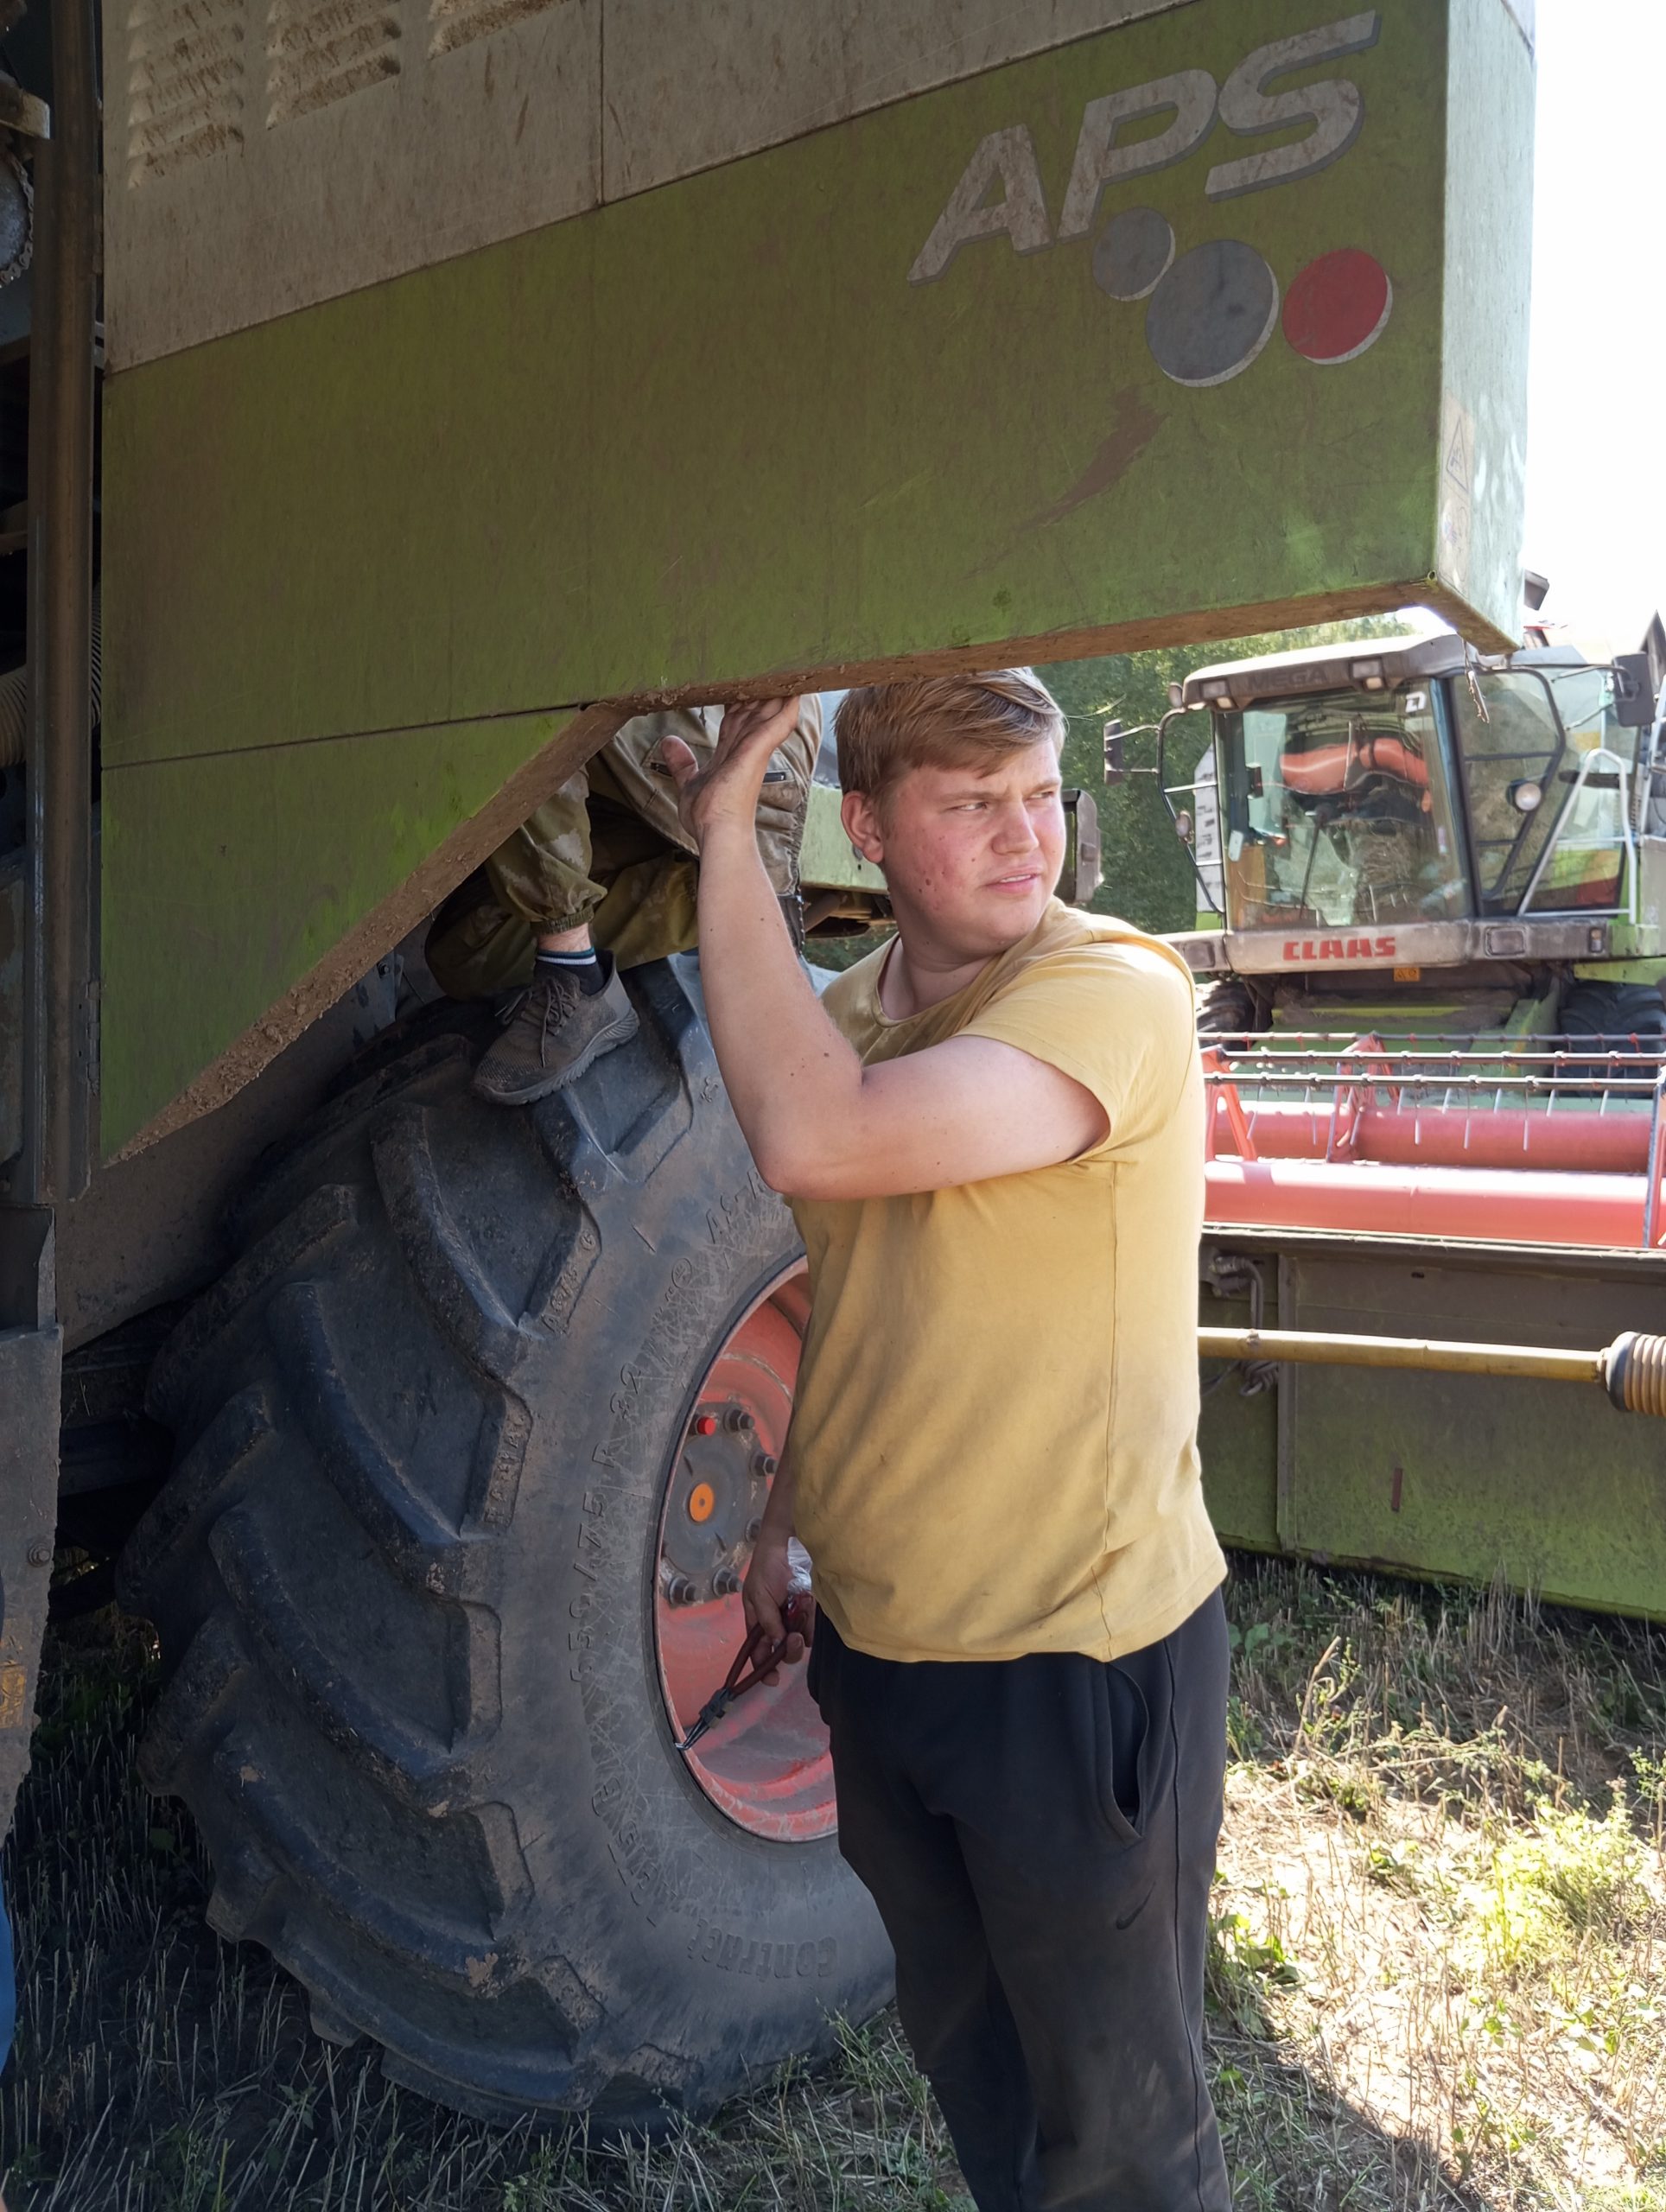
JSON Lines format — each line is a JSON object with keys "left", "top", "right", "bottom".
{"left": 1162, "top": 624, "right": 1666, "bottom": 1615}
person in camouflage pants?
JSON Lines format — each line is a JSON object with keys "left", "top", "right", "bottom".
{"left": 429, "top": 702, "right": 820, "bottom": 1104}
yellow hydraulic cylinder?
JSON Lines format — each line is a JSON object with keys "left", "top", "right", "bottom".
{"left": 1198, "top": 1328, "right": 1666, "bottom": 1417}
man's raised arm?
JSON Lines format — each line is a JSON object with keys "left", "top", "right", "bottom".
{"left": 660, "top": 698, "right": 1105, "bottom": 1200}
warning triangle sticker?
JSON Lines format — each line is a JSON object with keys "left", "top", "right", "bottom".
{"left": 1443, "top": 412, "right": 1472, "bottom": 492}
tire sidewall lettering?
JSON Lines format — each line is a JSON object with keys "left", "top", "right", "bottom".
{"left": 493, "top": 1130, "right": 877, "bottom": 2043}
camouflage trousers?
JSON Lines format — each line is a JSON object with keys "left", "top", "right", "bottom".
{"left": 426, "top": 702, "right": 819, "bottom": 1001}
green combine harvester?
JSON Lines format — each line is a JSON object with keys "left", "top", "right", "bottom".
{"left": 0, "top": 0, "right": 1563, "bottom": 2128}
{"left": 1156, "top": 614, "right": 1666, "bottom": 1616}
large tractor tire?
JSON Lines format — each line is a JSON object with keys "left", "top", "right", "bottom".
{"left": 1559, "top": 979, "right": 1666, "bottom": 1087}
{"left": 1196, "top": 976, "right": 1260, "bottom": 1039}
{"left": 118, "top": 957, "right": 891, "bottom": 2127}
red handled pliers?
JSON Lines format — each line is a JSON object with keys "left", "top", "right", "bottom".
{"left": 677, "top": 1588, "right": 813, "bottom": 1753}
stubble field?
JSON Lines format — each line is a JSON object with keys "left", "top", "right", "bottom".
{"left": 3, "top": 1559, "right": 1664, "bottom": 2211}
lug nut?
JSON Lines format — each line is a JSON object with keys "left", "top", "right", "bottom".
{"left": 713, "top": 1566, "right": 741, "bottom": 1598}
{"left": 723, "top": 1406, "right": 755, "bottom": 1434}
{"left": 751, "top": 1452, "right": 778, "bottom": 1479}
{"left": 27, "top": 1541, "right": 51, "bottom": 1567}
{"left": 664, "top": 1573, "right": 696, "bottom": 1606}
{"left": 745, "top": 1517, "right": 762, "bottom": 1543}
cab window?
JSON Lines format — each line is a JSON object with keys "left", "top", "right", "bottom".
{"left": 1219, "top": 686, "right": 1469, "bottom": 931}
{"left": 1452, "top": 667, "right": 1634, "bottom": 915}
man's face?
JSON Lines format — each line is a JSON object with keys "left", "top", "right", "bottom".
{"left": 843, "top": 743, "right": 1066, "bottom": 957}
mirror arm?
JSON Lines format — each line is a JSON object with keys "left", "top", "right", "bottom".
{"left": 1159, "top": 707, "right": 1223, "bottom": 918}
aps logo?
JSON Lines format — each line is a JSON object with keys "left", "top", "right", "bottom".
{"left": 908, "top": 11, "right": 1393, "bottom": 390}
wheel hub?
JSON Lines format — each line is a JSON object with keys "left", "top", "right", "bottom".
{"left": 659, "top": 1404, "right": 773, "bottom": 1601}
{"left": 652, "top": 1264, "right": 836, "bottom": 1842}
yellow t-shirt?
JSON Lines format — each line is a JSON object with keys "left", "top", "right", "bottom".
{"left": 785, "top": 900, "right": 1224, "bottom": 1663}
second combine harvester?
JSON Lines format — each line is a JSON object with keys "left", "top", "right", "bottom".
{"left": 1160, "top": 612, "right": 1666, "bottom": 1617}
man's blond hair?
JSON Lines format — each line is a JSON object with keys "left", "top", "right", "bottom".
{"left": 835, "top": 671, "right": 1065, "bottom": 806}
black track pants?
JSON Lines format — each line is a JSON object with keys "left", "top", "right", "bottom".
{"left": 809, "top": 1592, "right": 1231, "bottom": 2212}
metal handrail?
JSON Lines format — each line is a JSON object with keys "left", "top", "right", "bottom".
{"left": 1203, "top": 1058, "right": 1665, "bottom": 1078}
{"left": 1157, "top": 707, "right": 1224, "bottom": 917}
{"left": 1203, "top": 1053, "right": 1665, "bottom": 1079}
{"left": 1200, "top": 1041, "right": 1666, "bottom": 1079}
{"left": 1212, "top": 1075, "right": 1663, "bottom": 1101}
{"left": 1200, "top": 1028, "right": 1666, "bottom": 1184}
{"left": 1199, "top": 1031, "right": 1666, "bottom": 1056}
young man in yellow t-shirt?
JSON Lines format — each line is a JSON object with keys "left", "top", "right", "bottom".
{"left": 662, "top": 673, "right": 1230, "bottom": 2212}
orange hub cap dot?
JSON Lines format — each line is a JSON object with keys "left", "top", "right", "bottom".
{"left": 687, "top": 1482, "right": 715, "bottom": 1524}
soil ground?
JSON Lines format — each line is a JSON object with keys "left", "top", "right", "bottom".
{"left": 3, "top": 1557, "right": 1664, "bottom": 2211}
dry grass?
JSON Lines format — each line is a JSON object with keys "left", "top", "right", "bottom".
{"left": 1214, "top": 1565, "right": 1666, "bottom": 2210}
{"left": 3, "top": 1563, "right": 1665, "bottom": 2209}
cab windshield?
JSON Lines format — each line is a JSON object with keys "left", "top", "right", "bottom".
{"left": 1218, "top": 686, "right": 1468, "bottom": 931}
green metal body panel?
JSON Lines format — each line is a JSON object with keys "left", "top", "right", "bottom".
{"left": 1198, "top": 1291, "right": 1282, "bottom": 1553}
{"left": 1200, "top": 1231, "right": 1666, "bottom": 1618}
{"left": 99, "top": 0, "right": 1535, "bottom": 1152}
{"left": 1575, "top": 957, "right": 1666, "bottom": 982}
{"left": 102, "top": 713, "right": 569, "bottom": 1144}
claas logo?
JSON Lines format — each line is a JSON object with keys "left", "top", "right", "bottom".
{"left": 908, "top": 11, "right": 1392, "bottom": 388}
{"left": 1282, "top": 936, "right": 1400, "bottom": 962}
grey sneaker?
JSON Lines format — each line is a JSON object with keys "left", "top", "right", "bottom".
{"left": 473, "top": 961, "right": 639, "bottom": 1105}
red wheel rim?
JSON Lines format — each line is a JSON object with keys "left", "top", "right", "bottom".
{"left": 653, "top": 1263, "right": 836, "bottom": 1842}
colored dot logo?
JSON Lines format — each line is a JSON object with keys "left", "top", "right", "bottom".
{"left": 1281, "top": 246, "right": 1394, "bottom": 365}
{"left": 1091, "top": 206, "right": 1174, "bottom": 302}
{"left": 1147, "top": 238, "right": 1281, "bottom": 389}
{"left": 1094, "top": 211, "right": 1392, "bottom": 387}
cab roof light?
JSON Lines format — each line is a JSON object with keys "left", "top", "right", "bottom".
{"left": 1351, "top": 658, "right": 1387, "bottom": 689}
